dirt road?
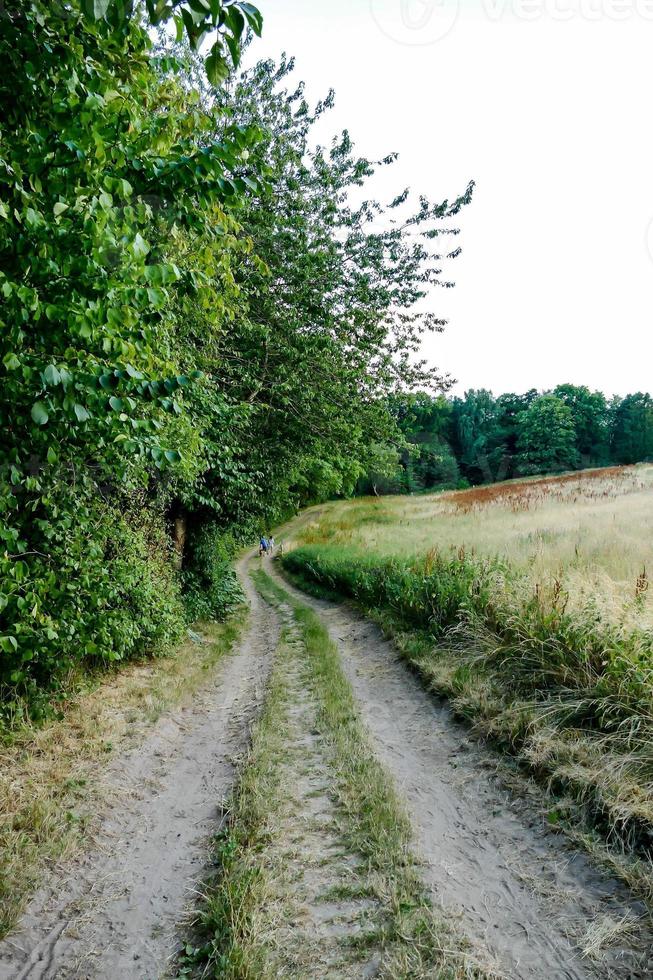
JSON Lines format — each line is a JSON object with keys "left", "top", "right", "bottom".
{"left": 0, "top": 558, "right": 276, "bottom": 980}
{"left": 1, "top": 551, "right": 650, "bottom": 979}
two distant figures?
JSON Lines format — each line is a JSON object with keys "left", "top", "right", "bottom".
{"left": 258, "top": 534, "right": 275, "bottom": 558}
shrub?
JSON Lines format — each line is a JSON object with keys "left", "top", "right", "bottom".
{"left": 181, "top": 524, "right": 244, "bottom": 622}
{"left": 0, "top": 488, "right": 185, "bottom": 724}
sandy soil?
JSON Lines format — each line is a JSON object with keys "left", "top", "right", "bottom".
{"left": 268, "top": 561, "right": 653, "bottom": 980}
{"left": 0, "top": 557, "right": 276, "bottom": 980}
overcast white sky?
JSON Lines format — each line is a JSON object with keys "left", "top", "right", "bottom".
{"left": 247, "top": 0, "right": 653, "bottom": 397}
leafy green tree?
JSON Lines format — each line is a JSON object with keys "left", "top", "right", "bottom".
{"left": 609, "top": 392, "right": 653, "bottom": 464}
{"left": 176, "top": 56, "right": 474, "bottom": 528}
{"left": 493, "top": 390, "right": 538, "bottom": 462}
{"left": 0, "top": 7, "right": 474, "bottom": 710}
{"left": 355, "top": 444, "right": 403, "bottom": 497}
{"left": 515, "top": 395, "right": 579, "bottom": 475}
{"left": 0, "top": 0, "right": 259, "bottom": 700}
{"left": 553, "top": 383, "right": 609, "bottom": 465}
{"left": 387, "top": 393, "right": 458, "bottom": 492}
{"left": 450, "top": 389, "right": 500, "bottom": 483}
{"left": 79, "top": 0, "right": 263, "bottom": 85}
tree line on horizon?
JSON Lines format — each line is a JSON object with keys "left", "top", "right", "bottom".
{"left": 359, "top": 385, "right": 653, "bottom": 495}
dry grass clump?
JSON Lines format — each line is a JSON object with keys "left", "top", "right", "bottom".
{"left": 579, "top": 910, "right": 642, "bottom": 960}
{"left": 0, "top": 612, "right": 245, "bottom": 937}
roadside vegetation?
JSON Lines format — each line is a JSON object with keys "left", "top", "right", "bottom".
{"left": 282, "top": 466, "right": 653, "bottom": 859}
{"left": 2, "top": 1, "right": 471, "bottom": 727}
{"left": 182, "top": 568, "right": 492, "bottom": 979}
{"left": 0, "top": 610, "right": 246, "bottom": 938}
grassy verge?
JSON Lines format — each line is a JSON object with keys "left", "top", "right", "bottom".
{"left": 185, "top": 567, "right": 491, "bottom": 978}
{"left": 282, "top": 546, "right": 653, "bottom": 867}
{"left": 0, "top": 609, "right": 246, "bottom": 938}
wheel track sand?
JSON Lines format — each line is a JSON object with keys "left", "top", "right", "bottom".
{"left": 269, "top": 561, "right": 652, "bottom": 980}
{"left": 0, "top": 557, "right": 276, "bottom": 980}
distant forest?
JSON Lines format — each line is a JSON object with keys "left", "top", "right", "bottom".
{"left": 359, "top": 386, "right": 653, "bottom": 495}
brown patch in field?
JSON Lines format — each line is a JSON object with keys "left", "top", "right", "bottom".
{"left": 445, "top": 467, "right": 641, "bottom": 514}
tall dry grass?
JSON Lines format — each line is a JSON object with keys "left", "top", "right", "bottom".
{"left": 291, "top": 464, "right": 653, "bottom": 635}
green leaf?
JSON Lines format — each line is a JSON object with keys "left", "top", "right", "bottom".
{"left": 132, "top": 233, "right": 149, "bottom": 259}
{"left": 43, "top": 364, "right": 62, "bottom": 386}
{"left": 225, "top": 5, "right": 245, "bottom": 39}
{"left": 147, "top": 286, "right": 166, "bottom": 307}
{"left": 47, "top": 446, "right": 58, "bottom": 464}
{"left": 3, "top": 352, "right": 20, "bottom": 371}
{"left": 240, "top": 2, "right": 263, "bottom": 36}
{"left": 89, "top": 0, "right": 112, "bottom": 18}
{"left": 98, "top": 373, "right": 117, "bottom": 391}
{"left": 206, "top": 43, "right": 229, "bottom": 87}
{"left": 31, "top": 402, "right": 49, "bottom": 425}
{"left": 144, "top": 263, "right": 180, "bottom": 285}
{"left": 109, "top": 396, "right": 124, "bottom": 411}
{"left": 164, "top": 449, "right": 182, "bottom": 463}
{"left": 74, "top": 404, "right": 90, "bottom": 422}
{"left": 53, "top": 202, "right": 69, "bottom": 217}
{"left": 225, "top": 33, "right": 240, "bottom": 70}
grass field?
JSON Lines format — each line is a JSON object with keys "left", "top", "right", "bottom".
{"left": 283, "top": 465, "right": 653, "bottom": 862}
{"left": 293, "top": 464, "right": 653, "bottom": 634}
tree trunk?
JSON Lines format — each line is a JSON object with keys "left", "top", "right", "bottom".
{"left": 172, "top": 512, "right": 187, "bottom": 569}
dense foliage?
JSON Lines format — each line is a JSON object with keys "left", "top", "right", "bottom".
{"left": 359, "top": 384, "right": 653, "bottom": 494}
{"left": 0, "top": 2, "right": 471, "bottom": 713}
